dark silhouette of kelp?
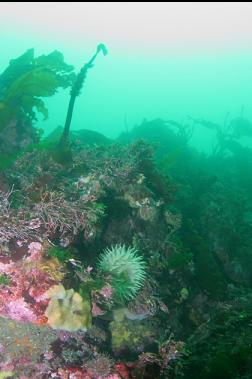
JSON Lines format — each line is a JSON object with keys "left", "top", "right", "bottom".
{"left": 60, "top": 43, "right": 108, "bottom": 146}
{"left": 0, "top": 45, "right": 108, "bottom": 166}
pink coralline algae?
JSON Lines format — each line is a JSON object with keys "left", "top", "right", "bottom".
{"left": 5, "top": 298, "right": 37, "bottom": 322}
{"left": 28, "top": 241, "right": 42, "bottom": 254}
{"left": 27, "top": 241, "right": 43, "bottom": 261}
{"left": 27, "top": 218, "right": 42, "bottom": 230}
{"left": 100, "top": 284, "right": 113, "bottom": 299}
{"left": 0, "top": 242, "right": 60, "bottom": 323}
{"left": 57, "top": 368, "right": 122, "bottom": 379}
{"left": 92, "top": 302, "right": 105, "bottom": 317}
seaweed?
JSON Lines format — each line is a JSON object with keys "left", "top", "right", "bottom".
{"left": 0, "top": 49, "right": 75, "bottom": 132}
{"left": 59, "top": 43, "right": 108, "bottom": 146}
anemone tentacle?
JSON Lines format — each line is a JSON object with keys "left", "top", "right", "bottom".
{"left": 98, "top": 244, "right": 146, "bottom": 303}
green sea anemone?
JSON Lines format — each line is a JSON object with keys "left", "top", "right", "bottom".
{"left": 98, "top": 244, "right": 146, "bottom": 303}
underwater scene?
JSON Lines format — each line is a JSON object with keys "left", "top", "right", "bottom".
{"left": 1, "top": 2, "right": 252, "bottom": 378}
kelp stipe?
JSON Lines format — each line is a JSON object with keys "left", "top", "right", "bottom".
{"left": 59, "top": 43, "right": 108, "bottom": 146}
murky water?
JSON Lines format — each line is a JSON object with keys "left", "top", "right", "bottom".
{"left": 0, "top": 3, "right": 252, "bottom": 379}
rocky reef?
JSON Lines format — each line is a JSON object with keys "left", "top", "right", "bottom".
{"left": 1, "top": 49, "right": 252, "bottom": 379}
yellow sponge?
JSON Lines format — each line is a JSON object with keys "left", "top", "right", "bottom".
{"left": 45, "top": 284, "right": 92, "bottom": 331}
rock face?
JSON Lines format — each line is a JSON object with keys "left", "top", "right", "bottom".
{"left": 0, "top": 316, "right": 58, "bottom": 364}
{"left": 109, "top": 318, "right": 156, "bottom": 357}
{"left": 2, "top": 118, "right": 252, "bottom": 378}
{"left": 0, "top": 141, "right": 183, "bottom": 378}
{"left": 0, "top": 118, "right": 38, "bottom": 156}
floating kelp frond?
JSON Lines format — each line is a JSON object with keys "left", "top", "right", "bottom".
{"left": 0, "top": 49, "right": 75, "bottom": 132}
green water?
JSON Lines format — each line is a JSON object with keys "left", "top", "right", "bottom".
{"left": 1, "top": 3, "right": 252, "bottom": 378}
{"left": 1, "top": 3, "right": 252, "bottom": 153}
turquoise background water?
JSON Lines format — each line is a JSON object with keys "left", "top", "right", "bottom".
{"left": 1, "top": 2, "right": 252, "bottom": 152}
